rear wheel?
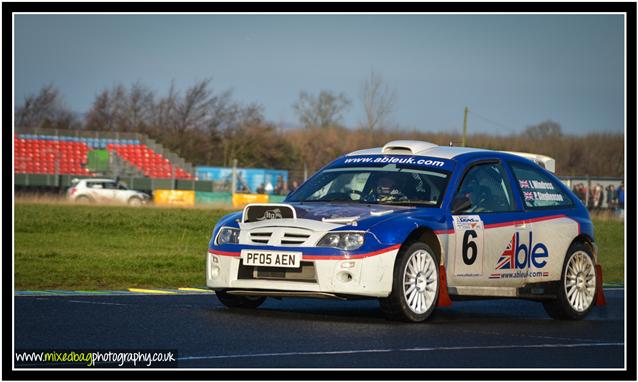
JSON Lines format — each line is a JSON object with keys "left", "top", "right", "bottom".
{"left": 215, "top": 290, "right": 266, "bottom": 309}
{"left": 379, "top": 242, "right": 439, "bottom": 322}
{"left": 543, "top": 242, "right": 596, "bottom": 320}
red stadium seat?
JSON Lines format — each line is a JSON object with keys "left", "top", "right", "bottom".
{"left": 106, "top": 144, "right": 193, "bottom": 179}
{"left": 14, "top": 138, "right": 95, "bottom": 175}
{"left": 15, "top": 138, "right": 193, "bottom": 179}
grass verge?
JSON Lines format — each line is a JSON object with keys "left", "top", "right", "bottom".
{"left": 13, "top": 202, "right": 625, "bottom": 290}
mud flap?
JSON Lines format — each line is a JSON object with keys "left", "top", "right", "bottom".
{"left": 437, "top": 265, "right": 452, "bottom": 307}
{"left": 595, "top": 264, "right": 607, "bottom": 306}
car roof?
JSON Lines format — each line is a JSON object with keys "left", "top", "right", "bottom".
{"left": 77, "top": 178, "right": 117, "bottom": 183}
{"left": 347, "top": 145, "right": 487, "bottom": 159}
{"left": 345, "top": 140, "right": 555, "bottom": 172}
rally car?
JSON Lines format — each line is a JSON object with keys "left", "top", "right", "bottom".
{"left": 207, "top": 140, "right": 606, "bottom": 322}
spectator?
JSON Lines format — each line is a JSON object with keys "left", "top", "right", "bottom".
{"left": 289, "top": 180, "right": 299, "bottom": 193}
{"left": 572, "top": 184, "right": 580, "bottom": 200}
{"left": 616, "top": 182, "right": 624, "bottom": 216}
{"left": 274, "top": 175, "right": 286, "bottom": 195}
{"left": 573, "top": 183, "right": 587, "bottom": 205}
{"left": 592, "top": 183, "right": 603, "bottom": 209}
{"left": 606, "top": 184, "right": 616, "bottom": 209}
{"left": 256, "top": 183, "right": 266, "bottom": 194}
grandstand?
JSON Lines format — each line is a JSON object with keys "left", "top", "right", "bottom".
{"left": 14, "top": 130, "right": 195, "bottom": 180}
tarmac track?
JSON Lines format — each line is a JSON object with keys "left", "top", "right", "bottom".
{"left": 14, "top": 288, "right": 625, "bottom": 369}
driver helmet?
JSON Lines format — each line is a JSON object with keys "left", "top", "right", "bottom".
{"left": 461, "top": 174, "right": 481, "bottom": 205}
{"left": 376, "top": 176, "right": 401, "bottom": 201}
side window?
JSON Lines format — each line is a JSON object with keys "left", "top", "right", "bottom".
{"left": 509, "top": 161, "right": 573, "bottom": 209}
{"left": 86, "top": 182, "right": 102, "bottom": 189}
{"left": 454, "top": 162, "right": 515, "bottom": 213}
{"left": 103, "top": 182, "right": 118, "bottom": 190}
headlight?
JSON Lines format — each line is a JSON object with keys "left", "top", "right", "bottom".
{"left": 317, "top": 232, "right": 364, "bottom": 250}
{"left": 216, "top": 227, "right": 240, "bottom": 245}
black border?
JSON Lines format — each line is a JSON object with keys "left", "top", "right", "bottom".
{"left": 3, "top": 2, "right": 636, "bottom": 380}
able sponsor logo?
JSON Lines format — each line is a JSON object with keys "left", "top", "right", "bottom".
{"left": 490, "top": 232, "right": 549, "bottom": 279}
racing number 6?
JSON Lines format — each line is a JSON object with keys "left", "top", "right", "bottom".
{"left": 462, "top": 230, "right": 478, "bottom": 265}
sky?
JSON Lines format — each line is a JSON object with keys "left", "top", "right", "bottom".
{"left": 14, "top": 14, "right": 625, "bottom": 135}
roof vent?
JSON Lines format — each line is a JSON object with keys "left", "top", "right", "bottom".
{"left": 381, "top": 140, "right": 438, "bottom": 155}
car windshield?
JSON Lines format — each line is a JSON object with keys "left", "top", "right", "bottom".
{"left": 286, "top": 166, "right": 449, "bottom": 207}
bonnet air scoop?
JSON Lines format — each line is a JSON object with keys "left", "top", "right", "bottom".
{"left": 242, "top": 203, "right": 296, "bottom": 223}
{"left": 381, "top": 140, "right": 438, "bottom": 155}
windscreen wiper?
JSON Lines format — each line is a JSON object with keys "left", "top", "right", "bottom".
{"left": 376, "top": 200, "right": 436, "bottom": 206}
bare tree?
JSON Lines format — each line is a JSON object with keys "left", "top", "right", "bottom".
{"left": 172, "top": 79, "right": 218, "bottom": 134}
{"left": 85, "top": 83, "right": 154, "bottom": 133}
{"left": 125, "top": 82, "right": 155, "bottom": 133}
{"left": 151, "top": 81, "right": 179, "bottom": 133}
{"left": 160, "top": 78, "right": 234, "bottom": 137}
{"left": 16, "top": 84, "right": 78, "bottom": 129}
{"left": 85, "top": 89, "right": 113, "bottom": 131}
{"left": 524, "top": 120, "right": 563, "bottom": 139}
{"left": 292, "top": 90, "right": 351, "bottom": 128}
{"left": 359, "top": 70, "right": 397, "bottom": 130}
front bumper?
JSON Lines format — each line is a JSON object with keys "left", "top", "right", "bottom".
{"left": 206, "top": 246, "right": 400, "bottom": 298}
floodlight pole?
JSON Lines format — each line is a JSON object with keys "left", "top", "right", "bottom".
{"left": 462, "top": 106, "right": 469, "bottom": 147}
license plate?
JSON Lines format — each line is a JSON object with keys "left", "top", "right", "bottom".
{"left": 241, "top": 250, "right": 302, "bottom": 268}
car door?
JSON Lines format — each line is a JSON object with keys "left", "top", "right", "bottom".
{"left": 114, "top": 182, "right": 132, "bottom": 203}
{"left": 85, "top": 181, "right": 108, "bottom": 202}
{"left": 506, "top": 160, "right": 580, "bottom": 283}
{"left": 102, "top": 181, "right": 121, "bottom": 202}
{"left": 449, "top": 160, "right": 531, "bottom": 287}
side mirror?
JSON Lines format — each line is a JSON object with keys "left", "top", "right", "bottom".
{"left": 451, "top": 195, "right": 472, "bottom": 214}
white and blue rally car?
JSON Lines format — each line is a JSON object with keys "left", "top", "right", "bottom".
{"left": 207, "top": 140, "right": 606, "bottom": 322}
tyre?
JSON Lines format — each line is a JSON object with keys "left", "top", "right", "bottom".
{"left": 128, "top": 197, "right": 142, "bottom": 206}
{"left": 75, "top": 195, "right": 92, "bottom": 204}
{"left": 215, "top": 290, "right": 266, "bottom": 309}
{"left": 543, "top": 242, "right": 596, "bottom": 320}
{"left": 379, "top": 242, "right": 440, "bottom": 322}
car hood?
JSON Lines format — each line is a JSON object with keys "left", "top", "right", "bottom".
{"left": 287, "top": 202, "right": 417, "bottom": 229}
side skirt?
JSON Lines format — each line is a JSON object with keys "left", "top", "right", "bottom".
{"left": 448, "top": 282, "right": 560, "bottom": 301}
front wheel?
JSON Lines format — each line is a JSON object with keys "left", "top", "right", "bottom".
{"left": 543, "top": 242, "right": 597, "bottom": 320}
{"left": 215, "top": 290, "right": 266, "bottom": 309}
{"left": 127, "top": 197, "right": 143, "bottom": 206}
{"left": 379, "top": 242, "right": 440, "bottom": 322}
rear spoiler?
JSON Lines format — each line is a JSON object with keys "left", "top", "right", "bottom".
{"left": 502, "top": 151, "right": 556, "bottom": 173}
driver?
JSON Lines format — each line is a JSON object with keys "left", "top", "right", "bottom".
{"left": 374, "top": 176, "right": 407, "bottom": 202}
{"left": 459, "top": 172, "right": 488, "bottom": 212}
